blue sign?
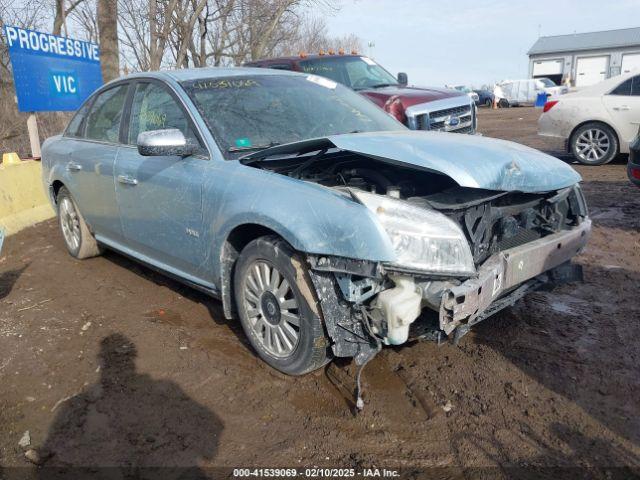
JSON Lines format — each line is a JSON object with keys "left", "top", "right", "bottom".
{"left": 4, "top": 26, "right": 103, "bottom": 112}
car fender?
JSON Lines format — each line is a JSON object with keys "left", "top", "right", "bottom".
{"left": 206, "top": 163, "right": 396, "bottom": 281}
{"left": 567, "top": 99, "right": 624, "bottom": 152}
{"left": 41, "top": 135, "right": 74, "bottom": 207}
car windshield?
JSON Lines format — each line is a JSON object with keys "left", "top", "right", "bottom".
{"left": 182, "top": 74, "right": 403, "bottom": 158}
{"left": 539, "top": 78, "right": 556, "bottom": 87}
{"left": 454, "top": 86, "right": 471, "bottom": 93}
{"left": 298, "top": 56, "right": 399, "bottom": 90}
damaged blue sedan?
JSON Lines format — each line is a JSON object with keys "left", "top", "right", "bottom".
{"left": 42, "top": 68, "right": 591, "bottom": 378}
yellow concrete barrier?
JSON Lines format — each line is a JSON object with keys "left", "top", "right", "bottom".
{"left": 0, "top": 157, "right": 55, "bottom": 236}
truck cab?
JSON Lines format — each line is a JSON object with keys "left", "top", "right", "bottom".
{"left": 245, "top": 53, "right": 476, "bottom": 134}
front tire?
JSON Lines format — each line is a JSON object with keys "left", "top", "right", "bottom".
{"left": 57, "top": 187, "right": 102, "bottom": 259}
{"left": 485, "top": 98, "right": 493, "bottom": 108}
{"left": 570, "top": 122, "right": 618, "bottom": 165}
{"left": 233, "top": 236, "right": 331, "bottom": 375}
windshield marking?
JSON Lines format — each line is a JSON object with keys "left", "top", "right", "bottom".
{"left": 306, "top": 74, "right": 337, "bottom": 89}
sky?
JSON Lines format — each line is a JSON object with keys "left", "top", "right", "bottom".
{"left": 318, "top": 0, "right": 640, "bottom": 88}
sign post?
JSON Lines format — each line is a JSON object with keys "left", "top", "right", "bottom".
{"left": 3, "top": 25, "right": 103, "bottom": 157}
{"left": 26, "top": 114, "right": 41, "bottom": 159}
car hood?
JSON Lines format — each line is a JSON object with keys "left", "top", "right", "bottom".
{"left": 357, "top": 85, "right": 464, "bottom": 109}
{"left": 243, "top": 131, "right": 581, "bottom": 193}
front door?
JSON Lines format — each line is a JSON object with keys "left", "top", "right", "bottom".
{"left": 114, "top": 81, "right": 211, "bottom": 282}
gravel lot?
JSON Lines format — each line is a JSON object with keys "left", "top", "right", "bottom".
{"left": 1, "top": 107, "right": 639, "bottom": 479}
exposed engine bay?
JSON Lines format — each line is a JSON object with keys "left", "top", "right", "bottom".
{"left": 245, "top": 148, "right": 590, "bottom": 370}
{"left": 253, "top": 150, "right": 588, "bottom": 267}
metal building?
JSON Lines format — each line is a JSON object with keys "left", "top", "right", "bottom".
{"left": 528, "top": 27, "right": 640, "bottom": 87}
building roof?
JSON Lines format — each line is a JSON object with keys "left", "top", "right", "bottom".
{"left": 528, "top": 27, "right": 640, "bottom": 55}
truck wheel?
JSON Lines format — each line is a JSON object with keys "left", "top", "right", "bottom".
{"left": 233, "top": 236, "right": 331, "bottom": 375}
{"left": 57, "top": 187, "right": 103, "bottom": 259}
{"left": 484, "top": 98, "right": 492, "bottom": 107}
{"left": 570, "top": 122, "right": 618, "bottom": 165}
{"left": 498, "top": 98, "right": 510, "bottom": 108}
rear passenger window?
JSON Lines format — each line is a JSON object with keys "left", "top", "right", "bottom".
{"left": 632, "top": 76, "right": 640, "bottom": 96}
{"left": 611, "top": 78, "right": 632, "bottom": 96}
{"left": 65, "top": 102, "right": 90, "bottom": 137}
{"left": 85, "top": 85, "right": 128, "bottom": 143}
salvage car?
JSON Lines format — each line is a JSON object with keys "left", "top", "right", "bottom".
{"left": 245, "top": 53, "right": 477, "bottom": 134}
{"left": 539, "top": 71, "right": 640, "bottom": 165}
{"left": 42, "top": 68, "right": 591, "bottom": 380}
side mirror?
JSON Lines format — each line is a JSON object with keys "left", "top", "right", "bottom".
{"left": 137, "top": 129, "right": 196, "bottom": 157}
{"left": 397, "top": 72, "right": 408, "bottom": 86}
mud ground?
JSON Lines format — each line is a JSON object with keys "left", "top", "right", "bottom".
{"left": 1, "top": 107, "right": 639, "bottom": 478}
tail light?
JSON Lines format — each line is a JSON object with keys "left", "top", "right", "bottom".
{"left": 543, "top": 100, "right": 558, "bottom": 113}
{"left": 631, "top": 168, "right": 640, "bottom": 180}
{"left": 384, "top": 95, "right": 407, "bottom": 124}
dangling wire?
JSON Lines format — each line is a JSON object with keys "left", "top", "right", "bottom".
{"left": 355, "top": 306, "right": 382, "bottom": 411}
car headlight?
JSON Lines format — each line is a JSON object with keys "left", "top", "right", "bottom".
{"left": 354, "top": 191, "right": 475, "bottom": 275}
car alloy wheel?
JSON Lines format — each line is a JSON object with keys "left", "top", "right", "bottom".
{"left": 242, "top": 260, "right": 301, "bottom": 358}
{"left": 59, "top": 196, "right": 81, "bottom": 253}
{"left": 575, "top": 128, "right": 610, "bottom": 163}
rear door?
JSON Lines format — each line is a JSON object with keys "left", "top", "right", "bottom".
{"left": 66, "top": 83, "right": 129, "bottom": 242}
{"left": 603, "top": 75, "right": 640, "bottom": 146}
{"left": 114, "top": 80, "right": 211, "bottom": 281}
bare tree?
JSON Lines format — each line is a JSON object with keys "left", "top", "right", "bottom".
{"left": 97, "top": 0, "right": 120, "bottom": 80}
{"left": 53, "top": 0, "right": 86, "bottom": 35}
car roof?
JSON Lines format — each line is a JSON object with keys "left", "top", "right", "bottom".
{"left": 563, "top": 70, "right": 638, "bottom": 98}
{"left": 119, "top": 66, "right": 302, "bottom": 83}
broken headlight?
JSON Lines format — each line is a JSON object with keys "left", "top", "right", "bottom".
{"left": 355, "top": 191, "right": 475, "bottom": 276}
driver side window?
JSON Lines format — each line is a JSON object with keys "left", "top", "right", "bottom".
{"left": 128, "top": 82, "right": 201, "bottom": 148}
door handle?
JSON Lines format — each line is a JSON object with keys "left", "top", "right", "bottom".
{"left": 66, "top": 162, "right": 82, "bottom": 172}
{"left": 117, "top": 174, "right": 138, "bottom": 186}
{"left": 613, "top": 105, "right": 631, "bottom": 111}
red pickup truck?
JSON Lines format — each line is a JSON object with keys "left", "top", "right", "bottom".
{"left": 245, "top": 53, "right": 476, "bottom": 134}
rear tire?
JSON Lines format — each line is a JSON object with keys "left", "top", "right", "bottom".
{"left": 485, "top": 98, "right": 492, "bottom": 108}
{"left": 233, "top": 235, "right": 331, "bottom": 375}
{"left": 56, "top": 187, "right": 103, "bottom": 259}
{"left": 570, "top": 122, "right": 618, "bottom": 165}
{"left": 498, "top": 98, "right": 509, "bottom": 108}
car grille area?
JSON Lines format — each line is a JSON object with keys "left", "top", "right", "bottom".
{"left": 413, "top": 104, "right": 474, "bottom": 133}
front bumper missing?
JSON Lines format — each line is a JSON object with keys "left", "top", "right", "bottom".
{"left": 440, "top": 218, "right": 591, "bottom": 335}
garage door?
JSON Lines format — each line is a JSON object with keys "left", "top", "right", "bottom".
{"left": 532, "top": 59, "right": 563, "bottom": 77}
{"left": 622, "top": 53, "right": 640, "bottom": 74}
{"left": 576, "top": 56, "right": 609, "bottom": 87}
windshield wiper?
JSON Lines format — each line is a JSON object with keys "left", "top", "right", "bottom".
{"left": 370, "top": 83, "right": 397, "bottom": 89}
{"left": 228, "top": 141, "right": 280, "bottom": 153}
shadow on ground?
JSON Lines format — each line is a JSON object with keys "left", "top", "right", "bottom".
{"left": 35, "top": 333, "right": 223, "bottom": 478}
{"left": 0, "top": 264, "right": 29, "bottom": 301}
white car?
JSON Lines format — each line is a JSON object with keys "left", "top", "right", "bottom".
{"left": 539, "top": 71, "right": 640, "bottom": 165}
{"left": 451, "top": 85, "right": 480, "bottom": 103}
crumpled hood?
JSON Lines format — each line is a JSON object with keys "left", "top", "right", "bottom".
{"left": 244, "top": 131, "right": 581, "bottom": 193}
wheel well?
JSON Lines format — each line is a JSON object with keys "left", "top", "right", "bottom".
{"left": 51, "top": 180, "right": 65, "bottom": 203}
{"left": 220, "top": 224, "right": 284, "bottom": 320}
{"left": 568, "top": 120, "right": 619, "bottom": 153}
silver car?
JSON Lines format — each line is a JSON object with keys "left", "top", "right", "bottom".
{"left": 42, "top": 68, "right": 590, "bottom": 379}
